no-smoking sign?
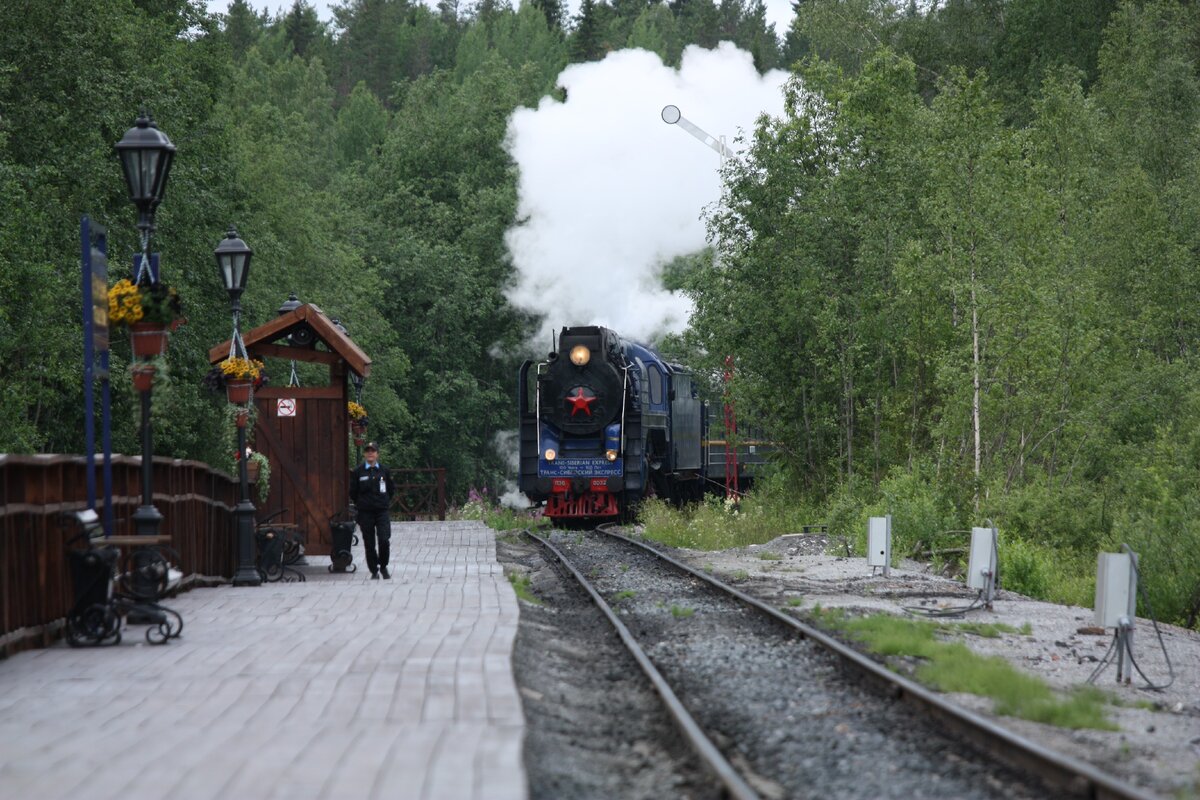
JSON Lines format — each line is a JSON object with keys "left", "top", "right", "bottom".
{"left": 277, "top": 398, "right": 297, "bottom": 417}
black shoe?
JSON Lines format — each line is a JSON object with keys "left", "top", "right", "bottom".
{"left": 380, "top": 567, "right": 390, "bottom": 580}
{"left": 370, "top": 572, "right": 380, "bottom": 580}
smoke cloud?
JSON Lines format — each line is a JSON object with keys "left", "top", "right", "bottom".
{"left": 505, "top": 43, "right": 789, "bottom": 347}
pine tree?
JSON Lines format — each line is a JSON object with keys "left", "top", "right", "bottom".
{"left": 531, "top": 0, "right": 566, "bottom": 32}
{"left": 284, "top": 0, "right": 324, "bottom": 58}
{"left": 570, "top": 0, "right": 604, "bottom": 61}
{"left": 225, "top": 0, "right": 260, "bottom": 62}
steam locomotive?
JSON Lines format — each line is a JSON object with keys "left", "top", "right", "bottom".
{"left": 517, "top": 325, "right": 711, "bottom": 521}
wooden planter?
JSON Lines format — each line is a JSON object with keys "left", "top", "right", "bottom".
{"left": 226, "top": 380, "right": 252, "bottom": 405}
{"left": 246, "top": 460, "right": 261, "bottom": 484}
{"left": 130, "top": 322, "right": 168, "bottom": 358}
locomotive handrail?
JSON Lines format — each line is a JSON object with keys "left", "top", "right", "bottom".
{"left": 619, "top": 363, "right": 629, "bottom": 456}
{"left": 534, "top": 360, "right": 547, "bottom": 459}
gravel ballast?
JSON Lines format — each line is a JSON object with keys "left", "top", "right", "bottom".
{"left": 672, "top": 531, "right": 1200, "bottom": 798}
{"left": 548, "top": 530, "right": 1051, "bottom": 800}
{"left": 497, "top": 535, "right": 722, "bottom": 800}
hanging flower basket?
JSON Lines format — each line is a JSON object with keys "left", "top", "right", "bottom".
{"left": 131, "top": 364, "right": 156, "bottom": 393}
{"left": 226, "top": 379, "right": 252, "bottom": 405}
{"left": 130, "top": 322, "right": 169, "bottom": 358}
{"left": 348, "top": 402, "right": 368, "bottom": 441}
{"left": 109, "top": 278, "right": 184, "bottom": 358}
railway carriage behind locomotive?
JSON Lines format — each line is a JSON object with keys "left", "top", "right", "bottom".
{"left": 518, "top": 326, "right": 707, "bottom": 521}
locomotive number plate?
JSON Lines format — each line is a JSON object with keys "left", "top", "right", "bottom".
{"left": 540, "top": 457, "right": 624, "bottom": 477}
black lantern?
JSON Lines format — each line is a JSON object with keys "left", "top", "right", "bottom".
{"left": 115, "top": 113, "right": 176, "bottom": 234}
{"left": 214, "top": 226, "right": 253, "bottom": 304}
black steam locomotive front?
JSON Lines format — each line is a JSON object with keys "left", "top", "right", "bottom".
{"left": 520, "top": 326, "right": 630, "bottom": 519}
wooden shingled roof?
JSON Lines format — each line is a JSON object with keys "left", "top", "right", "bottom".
{"left": 207, "top": 303, "right": 371, "bottom": 378}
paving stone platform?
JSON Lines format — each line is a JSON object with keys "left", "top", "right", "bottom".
{"left": 0, "top": 520, "right": 527, "bottom": 800}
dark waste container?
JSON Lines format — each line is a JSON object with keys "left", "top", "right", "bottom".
{"left": 329, "top": 515, "right": 357, "bottom": 573}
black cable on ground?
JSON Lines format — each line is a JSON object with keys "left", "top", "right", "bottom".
{"left": 903, "top": 589, "right": 986, "bottom": 618}
{"left": 1086, "top": 633, "right": 1119, "bottom": 685}
{"left": 1121, "top": 543, "right": 1175, "bottom": 692}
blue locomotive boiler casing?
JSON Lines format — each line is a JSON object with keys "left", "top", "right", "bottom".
{"left": 518, "top": 325, "right": 706, "bottom": 521}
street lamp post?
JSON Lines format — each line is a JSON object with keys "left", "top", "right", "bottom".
{"left": 334, "top": 318, "right": 366, "bottom": 462}
{"left": 661, "top": 104, "right": 740, "bottom": 498}
{"left": 215, "top": 226, "right": 261, "bottom": 587}
{"left": 115, "top": 112, "right": 175, "bottom": 538}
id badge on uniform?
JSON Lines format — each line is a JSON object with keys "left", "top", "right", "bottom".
{"left": 379, "top": 478, "right": 385, "bottom": 494}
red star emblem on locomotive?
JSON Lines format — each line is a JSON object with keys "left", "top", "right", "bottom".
{"left": 565, "top": 387, "right": 596, "bottom": 417}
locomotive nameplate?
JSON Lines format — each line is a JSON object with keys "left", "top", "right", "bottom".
{"left": 540, "top": 457, "right": 624, "bottom": 477}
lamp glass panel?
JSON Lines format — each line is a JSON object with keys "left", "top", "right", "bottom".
{"left": 120, "top": 150, "right": 142, "bottom": 198}
{"left": 150, "top": 150, "right": 174, "bottom": 205}
{"left": 231, "top": 253, "right": 247, "bottom": 288}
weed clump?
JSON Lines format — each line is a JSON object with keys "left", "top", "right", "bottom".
{"left": 507, "top": 572, "right": 541, "bottom": 605}
{"left": 812, "top": 609, "right": 1116, "bottom": 730}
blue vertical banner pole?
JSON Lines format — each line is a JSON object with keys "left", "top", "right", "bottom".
{"left": 101, "top": 347, "right": 114, "bottom": 536}
{"left": 82, "top": 216, "right": 112, "bottom": 534}
{"left": 81, "top": 217, "right": 97, "bottom": 512}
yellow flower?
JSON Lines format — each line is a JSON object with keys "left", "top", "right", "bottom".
{"left": 219, "top": 357, "right": 263, "bottom": 381}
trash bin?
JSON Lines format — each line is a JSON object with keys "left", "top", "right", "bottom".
{"left": 66, "top": 546, "right": 121, "bottom": 646}
{"left": 329, "top": 514, "right": 358, "bottom": 573}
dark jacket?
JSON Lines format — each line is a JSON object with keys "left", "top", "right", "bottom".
{"left": 350, "top": 461, "right": 395, "bottom": 512}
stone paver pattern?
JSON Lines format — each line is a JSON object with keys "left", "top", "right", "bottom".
{"left": 0, "top": 520, "right": 527, "bottom": 800}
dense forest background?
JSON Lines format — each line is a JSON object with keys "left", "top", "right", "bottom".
{"left": 0, "top": 0, "right": 783, "bottom": 488}
{"left": 3, "top": 0, "right": 1200, "bottom": 624}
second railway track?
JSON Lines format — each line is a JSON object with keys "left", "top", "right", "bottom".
{"left": 526, "top": 526, "right": 1157, "bottom": 800}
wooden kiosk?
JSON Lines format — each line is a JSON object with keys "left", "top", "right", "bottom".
{"left": 209, "top": 304, "right": 371, "bottom": 555}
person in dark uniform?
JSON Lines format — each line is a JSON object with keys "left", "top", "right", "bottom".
{"left": 349, "top": 442, "right": 395, "bottom": 579}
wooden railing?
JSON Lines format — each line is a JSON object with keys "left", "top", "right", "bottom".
{"left": 389, "top": 468, "right": 446, "bottom": 521}
{"left": 0, "top": 454, "right": 240, "bottom": 657}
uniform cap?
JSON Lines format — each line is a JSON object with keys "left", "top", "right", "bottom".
{"left": 363, "top": 441, "right": 379, "bottom": 452}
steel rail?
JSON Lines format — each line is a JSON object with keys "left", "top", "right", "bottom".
{"left": 596, "top": 526, "right": 1160, "bottom": 800}
{"left": 524, "top": 529, "right": 762, "bottom": 800}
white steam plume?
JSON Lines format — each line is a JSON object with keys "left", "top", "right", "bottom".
{"left": 505, "top": 43, "right": 789, "bottom": 346}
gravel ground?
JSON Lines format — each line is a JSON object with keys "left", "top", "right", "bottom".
{"left": 551, "top": 530, "right": 1052, "bottom": 800}
{"left": 496, "top": 535, "right": 721, "bottom": 800}
{"left": 663, "top": 531, "right": 1200, "bottom": 799}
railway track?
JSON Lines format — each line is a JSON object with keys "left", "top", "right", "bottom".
{"left": 525, "top": 526, "right": 1158, "bottom": 800}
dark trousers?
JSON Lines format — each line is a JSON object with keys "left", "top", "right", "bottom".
{"left": 356, "top": 508, "right": 391, "bottom": 574}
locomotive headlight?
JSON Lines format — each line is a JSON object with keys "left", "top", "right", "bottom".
{"left": 605, "top": 449, "right": 618, "bottom": 462}
{"left": 544, "top": 448, "right": 557, "bottom": 461}
{"left": 569, "top": 345, "right": 591, "bottom": 366}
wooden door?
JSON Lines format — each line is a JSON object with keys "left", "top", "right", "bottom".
{"left": 253, "top": 392, "right": 348, "bottom": 555}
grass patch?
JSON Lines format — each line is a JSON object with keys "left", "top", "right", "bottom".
{"left": 614, "top": 590, "right": 636, "bottom": 602}
{"left": 485, "top": 506, "right": 550, "bottom": 532}
{"left": 953, "top": 621, "right": 1021, "bottom": 638}
{"left": 452, "top": 498, "right": 549, "bottom": 533}
{"left": 786, "top": 597, "right": 804, "bottom": 607}
{"left": 730, "top": 569, "right": 749, "bottom": 582}
{"left": 670, "top": 605, "right": 695, "bottom": 618}
{"left": 638, "top": 493, "right": 821, "bottom": 551}
{"left": 507, "top": 572, "right": 541, "bottom": 605}
{"left": 758, "top": 551, "right": 783, "bottom": 561}
{"left": 812, "top": 609, "right": 1116, "bottom": 730}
